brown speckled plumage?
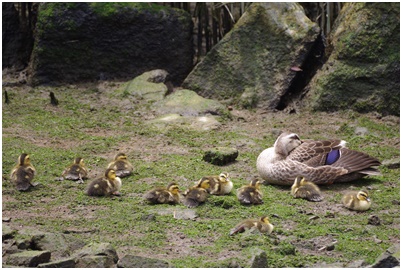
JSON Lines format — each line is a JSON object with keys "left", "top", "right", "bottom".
{"left": 257, "top": 132, "right": 381, "bottom": 185}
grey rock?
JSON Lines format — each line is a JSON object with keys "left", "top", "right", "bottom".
{"left": 370, "top": 244, "right": 400, "bottom": 268}
{"left": 6, "top": 250, "right": 51, "bottom": 267}
{"left": 304, "top": 3, "right": 399, "bottom": 116}
{"left": 250, "top": 248, "right": 268, "bottom": 268}
{"left": 29, "top": 3, "right": 193, "bottom": 86}
{"left": 123, "top": 70, "right": 169, "bottom": 102}
{"left": 74, "top": 242, "right": 118, "bottom": 263}
{"left": 368, "top": 215, "right": 381, "bottom": 226}
{"left": 173, "top": 209, "right": 198, "bottom": 220}
{"left": 203, "top": 147, "right": 239, "bottom": 165}
{"left": 2, "top": 224, "right": 16, "bottom": 240}
{"left": 37, "top": 258, "right": 76, "bottom": 268}
{"left": 345, "top": 259, "right": 368, "bottom": 268}
{"left": 148, "top": 208, "right": 198, "bottom": 220}
{"left": 117, "top": 255, "right": 170, "bottom": 268}
{"left": 76, "top": 255, "right": 115, "bottom": 268}
{"left": 31, "top": 232, "right": 86, "bottom": 259}
{"left": 183, "top": 3, "right": 319, "bottom": 110}
{"left": 354, "top": 127, "right": 369, "bottom": 136}
{"left": 154, "top": 89, "right": 229, "bottom": 117}
{"left": 382, "top": 158, "right": 400, "bottom": 169}
{"left": 149, "top": 114, "right": 222, "bottom": 132}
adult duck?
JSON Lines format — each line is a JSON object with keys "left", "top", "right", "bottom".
{"left": 256, "top": 132, "right": 381, "bottom": 185}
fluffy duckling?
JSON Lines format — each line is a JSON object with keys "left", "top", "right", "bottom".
{"left": 144, "top": 182, "right": 181, "bottom": 204}
{"left": 86, "top": 169, "right": 122, "bottom": 197}
{"left": 342, "top": 190, "right": 371, "bottom": 211}
{"left": 182, "top": 180, "right": 209, "bottom": 208}
{"left": 61, "top": 157, "right": 88, "bottom": 183}
{"left": 198, "top": 172, "right": 233, "bottom": 195}
{"left": 10, "top": 153, "right": 38, "bottom": 191}
{"left": 107, "top": 153, "right": 134, "bottom": 178}
{"left": 291, "top": 176, "right": 323, "bottom": 202}
{"left": 230, "top": 216, "right": 274, "bottom": 236}
{"left": 237, "top": 178, "right": 263, "bottom": 205}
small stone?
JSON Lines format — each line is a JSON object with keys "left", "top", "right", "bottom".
{"left": 368, "top": 215, "right": 381, "bottom": 226}
{"left": 2, "top": 217, "right": 11, "bottom": 222}
{"left": 250, "top": 248, "right": 268, "bottom": 268}
{"left": 382, "top": 158, "right": 400, "bottom": 169}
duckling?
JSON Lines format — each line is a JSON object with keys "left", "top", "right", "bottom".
{"left": 237, "top": 178, "right": 263, "bottom": 205}
{"left": 86, "top": 169, "right": 122, "bottom": 196}
{"left": 107, "top": 153, "right": 134, "bottom": 178}
{"left": 182, "top": 180, "right": 209, "bottom": 208}
{"left": 342, "top": 190, "right": 371, "bottom": 211}
{"left": 144, "top": 182, "right": 181, "bottom": 204}
{"left": 230, "top": 216, "right": 274, "bottom": 236}
{"left": 61, "top": 157, "right": 88, "bottom": 184}
{"left": 10, "top": 153, "right": 38, "bottom": 191}
{"left": 198, "top": 172, "right": 233, "bottom": 195}
{"left": 291, "top": 176, "right": 323, "bottom": 202}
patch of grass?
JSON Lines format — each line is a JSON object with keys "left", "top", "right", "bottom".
{"left": 2, "top": 85, "right": 399, "bottom": 268}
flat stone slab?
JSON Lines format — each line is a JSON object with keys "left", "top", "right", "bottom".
{"left": 7, "top": 250, "right": 51, "bottom": 267}
{"left": 38, "top": 258, "right": 76, "bottom": 268}
{"left": 149, "top": 113, "right": 222, "bottom": 131}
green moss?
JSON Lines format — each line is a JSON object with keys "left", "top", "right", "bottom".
{"left": 89, "top": 2, "right": 167, "bottom": 17}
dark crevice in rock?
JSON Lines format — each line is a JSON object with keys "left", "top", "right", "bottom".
{"left": 275, "top": 33, "right": 326, "bottom": 111}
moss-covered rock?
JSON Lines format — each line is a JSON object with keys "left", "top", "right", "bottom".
{"left": 182, "top": 2, "right": 319, "bottom": 109}
{"left": 203, "top": 147, "right": 239, "bottom": 165}
{"left": 154, "top": 89, "right": 229, "bottom": 117}
{"left": 123, "top": 70, "right": 169, "bottom": 102}
{"left": 28, "top": 3, "right": 193, "bottom": 86}
{"left": 304, "top": 3, "right": 399, "bottom": 116}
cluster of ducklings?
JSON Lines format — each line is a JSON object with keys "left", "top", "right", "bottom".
{"left": 10, "top": 152, "right": 371, "bottom": 236}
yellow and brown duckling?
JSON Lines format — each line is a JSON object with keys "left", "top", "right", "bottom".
{"left": 237, "top": 178, "right": 263, "bottom": 205}
{"left": 182, "top": 179, "right": 209, "bottom": 208}
{"left": 61, "top": 157, "right": 88, "bottom": 184}
{"left": 230, "top": 216, "right": 274, "bottom": 236}
{"left": 86, "top": 168, "right": 122, "bottom": 197}
{"left": 144, "top": 182, "right": 181, "bottom": 204}
{"left": 342, "top": 190, "right": 371, "bottom": 211}
{"left": 198, "top": 172, "right": 233, "bottom": 195}
{"left": 107, "top": 153, "right": 134, "bottom": 178}
{"left": 10, "top": 153, "right": 38, "bottom": 191}
{"left": 291, "top": 176, "right": 323, "bottom": 202}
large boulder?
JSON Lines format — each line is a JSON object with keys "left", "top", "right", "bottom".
{"left": 2, "top": 3, "right": 25, "bottom": 69}
{"left": 304, "top": 3, "right": 399, "bottom": 116}
{"left": 28, "top": 3, "right": 193, "bottom": 86}
{"left": 182, "top": 2, "right": 320, "bottom": 109}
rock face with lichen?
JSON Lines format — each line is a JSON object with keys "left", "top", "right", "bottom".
{"left": 182, "top": 2, "right": 320, "bottom": 109}
{"left": 304, "top": 2, "right": 400, "bottom": 116}
{"left": 28, "top": 3, "right": 193, "bottom": 86}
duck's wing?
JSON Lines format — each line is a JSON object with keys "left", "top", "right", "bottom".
{"left": 287, "top": 139, "right": 345, "bottom": 165}
{"left": 332, "top": 148, "right": 381, "bottom": 174}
